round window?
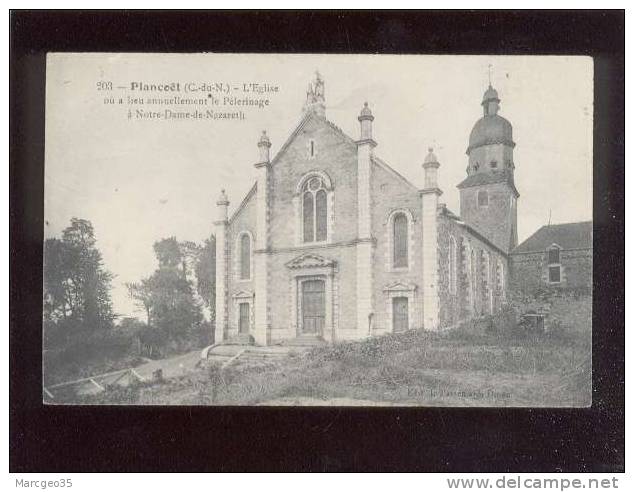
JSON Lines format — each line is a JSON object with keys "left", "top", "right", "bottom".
{"left": 309, "top": 178, "right": 321, "bottom": 191}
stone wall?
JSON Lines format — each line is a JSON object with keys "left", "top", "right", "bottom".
{"left": 459, "top": 181, "right": 517, "bottom": 253}
{"left": 268, "top": 115, "right": 359, "bottom": 250}
{"left": 225, "top": 187, "right": 257, "bottom": 339}
{"left": 370, "top": 160, "right": 424, "bottom": 334}
{"left": 437, "top": 214, "right": 509, "bottom": 328}
{"left": 509, "top": 248, "right": 592, "bottom": 294}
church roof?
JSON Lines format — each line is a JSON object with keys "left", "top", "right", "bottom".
{"left": 228, "top": 182, "right": 257, "bottom": 224}
{"left": 457, "top": 168, "right": 519, "bottom": 196}
{"left": 512, "top": 221, "right": 593, "bottom": 254}
{"left": 372, "top": 156, "right": 418, "bottom": 191}
{"left": 438, "top": 204, "right": 508, "bottom": 257}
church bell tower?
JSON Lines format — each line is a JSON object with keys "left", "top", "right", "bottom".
{"left": 458, "top": 84, "right": 519, "bottom": 253}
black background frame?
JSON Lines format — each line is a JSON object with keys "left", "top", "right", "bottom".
{"left": 10, "top": 10, "right": 625, "bottom": 472}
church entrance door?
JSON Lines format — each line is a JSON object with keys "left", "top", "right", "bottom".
{"left": 393, "top": 297, "right": 409, "bottom": 333}
{"left": 238, "top": 302, "right": 250, "bottom": 334}
{"left": 301, "top": 279, "right": 325, "bottom": 335}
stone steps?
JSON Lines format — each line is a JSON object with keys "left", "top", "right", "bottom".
{"left": 281, "top": 336, "right": 327, "bottom": 347}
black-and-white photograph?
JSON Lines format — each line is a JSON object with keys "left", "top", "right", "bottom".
{"left": 42, "top": 53, "right": 593, "bottom": 406}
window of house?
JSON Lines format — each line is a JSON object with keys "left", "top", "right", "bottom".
{"left": 490, "top": 160, "right": 498, "bottom": 169}
{"left": 302, "top": 176, "right": 327, "bottom": 242}
{"left": 548, "top": 247, "right": 560, "bottom": 264}
{"left": 393, "top": 213, "right": 408, "bottom": 268}
{"left": 308, "top": 139, "right": 316, "bottom": 159}
{"left": 547, "top": 245, "right": 561, "bottom": 283}
{"left": 239, "top": 233, "right": 251, "bottom": 280}
{"left": 478, "top": 190, "right": 489, "bottom": 207}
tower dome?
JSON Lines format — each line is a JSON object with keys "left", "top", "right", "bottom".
{"left": 467, "top": 84, "right": 515, "bottom": 155}
{"left": 467, "top": 114, "right": 514, "bottom": 154}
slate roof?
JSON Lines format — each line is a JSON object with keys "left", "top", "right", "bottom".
{"left": 512, "top": 221, "right": 593, "bottom": 254}
{"left": 228, "top": 182, "right": 257, "bottom": 224}
{"left": 438, "top": 204, "right": 508, "bottom": 257}
{"left": 456, "top": 169, "right": 519, "bottom": 197}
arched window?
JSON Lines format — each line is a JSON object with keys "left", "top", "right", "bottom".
{"left": 302, "top": 176, "right": 328, "bottom": 243}
{"left": 483, "top": 251, "right": 492, "bottom": 313}
{"left": 470, "top": 248, "right": 477, "bottom": 311}
{"left": 393, "top": 213, "right": 408, "bottom": 268}
{"left": 239, "top": 233, "right": 251, "bottom": 280}
{"left": 497, "top": 259, "right": 505, "bottom": 299}
{"left": 449, "top": 235, "right": 457, "bottom": 294}
{"left": 478, "top": 190, "right": 489, "bottom": 207}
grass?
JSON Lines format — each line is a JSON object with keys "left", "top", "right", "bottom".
{"left": 79, "top": 316, "right": 592, "bottom": 407}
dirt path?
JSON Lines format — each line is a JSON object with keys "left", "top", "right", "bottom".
{"left": 133, "top": 349, "right": 202, "bottom": 380}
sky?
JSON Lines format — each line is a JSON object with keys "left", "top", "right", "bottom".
{"left": 45, "top": 54, "right": 593, "bottom": 318}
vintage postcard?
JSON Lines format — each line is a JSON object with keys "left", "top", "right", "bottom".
{"left": 43, "top": 53, "right": 593, "bottom": 406}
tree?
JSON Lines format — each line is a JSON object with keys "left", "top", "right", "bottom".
{"left": 153, "top": 237, "right": 182, "bottom": 270}
{"left": 126, "top": 279, "right": 153, "bottom": 325}
{"left": 43, "top": 218, "right": 115, "bottom": 334}
{"left": 194, "top": 236, "right": 216, "bottom": 320}
{"left": 128, "top": 238, "right": 204, "bottom": 343}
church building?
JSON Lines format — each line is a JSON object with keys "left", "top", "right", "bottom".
{"left": 213, "top": 73, "right": 517, "bottom": 346}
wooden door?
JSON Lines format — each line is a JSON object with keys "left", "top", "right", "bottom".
{"left": 393, "top": 297, "right": 409, "bottom": 333}
{"left": 302, "top": 280, "right": 325, "bottom": 335}
{"left": 239, "top": 303, "right": 250, "bottom": 334}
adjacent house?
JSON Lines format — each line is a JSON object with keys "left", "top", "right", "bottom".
{"left": 509, "top": 221, "right": 593, "bottom": 294}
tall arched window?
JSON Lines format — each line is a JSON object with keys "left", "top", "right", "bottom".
{"left": 497, "top": 259, "right": 505, "bottom": 299}
{"left": 449, "top": 236, "right": 457, "bottom": 294}
{"left": 470, "top": 248, "right": 477, "bottom": 312}
{"left": 239, "top": 233, "right": 251, "bottom": 280}
{"left": 483, "top": 251, "right": 492, "bottom": 314}
{"left": 302, "top": 176, "right": 328, "bottom": 243}
{"left": 393, "top": 213, "right": 408, "bottom": 268}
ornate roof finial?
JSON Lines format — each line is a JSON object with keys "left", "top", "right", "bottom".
{"left": 488, "top": 63, "right": 493, "bottom": 87}
{"left": 258, "top": 130, "right": 271, "bottom": 147}
{"left": 217, "top": 188, "right": 229, "bottom": 205}
{"left": 303, "top": 70, "right": 326, "bottom": 117}
{"left": 424, "top": 147, "right": 439, "bottom": 166}
{"left": 359, "top": 101, "right": 373, "bottom": 120}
